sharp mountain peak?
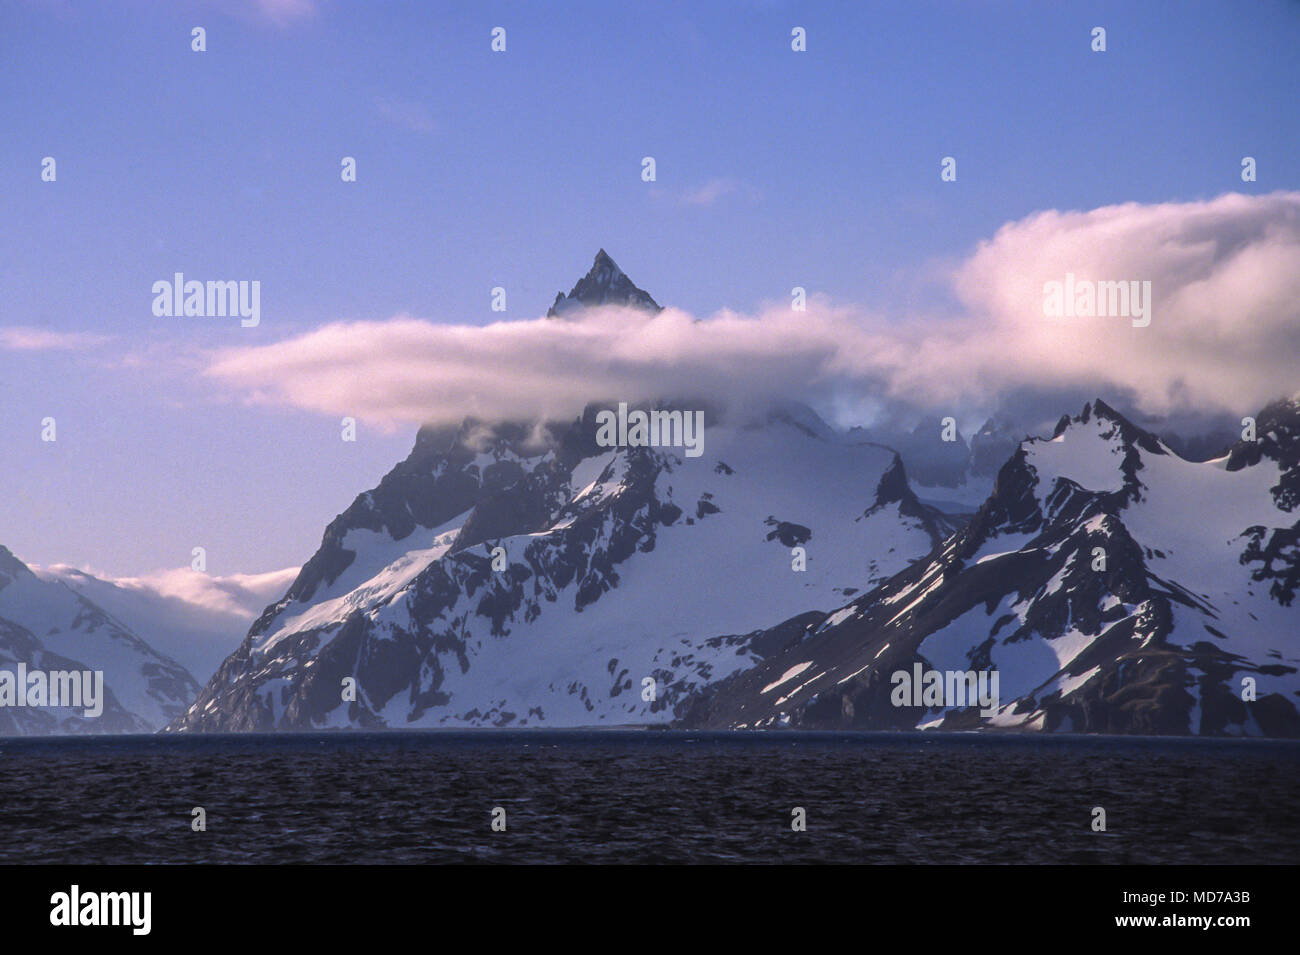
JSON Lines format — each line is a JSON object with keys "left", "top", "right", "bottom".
{"left": 547, "top": 249, "right": 662, "bottom": 318}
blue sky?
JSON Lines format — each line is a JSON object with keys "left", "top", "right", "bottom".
{"left": 1, "top": 0, "right": 1297, "bottom": 575}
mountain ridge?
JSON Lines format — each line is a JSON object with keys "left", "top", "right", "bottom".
{"left": 678, "top": 397, "right": 1300, "bottom": 736}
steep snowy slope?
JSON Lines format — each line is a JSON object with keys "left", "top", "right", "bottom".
{"left": 0, "top": 546, "right": 201, "bottom": 734}
{"left": 683, "top": 398, "right": 1300, "bottom": 737}
{"left": 171, "top": 405, "right": 951, "bottom": 731}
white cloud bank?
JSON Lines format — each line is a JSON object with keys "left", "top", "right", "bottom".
{"left": 203, "top": 192, "right": 1300, "bottom": 429}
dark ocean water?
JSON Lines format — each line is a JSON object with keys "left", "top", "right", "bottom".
{"left": 0, "top": 730, "right": 1296, "bottom": 864}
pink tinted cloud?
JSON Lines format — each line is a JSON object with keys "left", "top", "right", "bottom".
{"left": 201, "top": 192, "right": 1300, "bottom": 428}
{"left": 0, "top": 326, "right": 110, "bottom": 351}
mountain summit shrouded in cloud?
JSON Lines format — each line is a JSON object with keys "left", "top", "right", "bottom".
{"left": 166, "top": 257, "right": 954, "bottom": 731}
{"left": 168, "top": 255, "right": 1299, "bottom": 737}
{"left": 4, "top": 0, "right": 1297, "bottom": 592}
{"left": 202, "top": 192, "right": 1300, "bottom": 434}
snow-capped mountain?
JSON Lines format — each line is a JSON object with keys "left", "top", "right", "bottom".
{"left": 547, "top": 249, "right": 661, "bottom": 317}
{"left": 170, "top": 255, "right": 955, "bottom": 731}
{"left": 34, "top": 564, "right": 298, "bottom": 680}
{"left": 0, "top": 546, "right": 201, "bottom": 734}
{"left": 681, "top": 398, "right": 1300, "bottom": 737}
{"left": 170, "top": 406, "right": 951, "bottom": 731}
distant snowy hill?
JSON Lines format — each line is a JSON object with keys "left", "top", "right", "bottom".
{"left": 0, "top": 546, "right": 200, "bottom": 734}
{"left": 683, "top": 399, "right": 1300, "bottom": 737}
{"left": 34, "top": 564, "right": 297, "bottom": 680}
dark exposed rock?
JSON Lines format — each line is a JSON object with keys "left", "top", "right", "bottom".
{"left": 546, "top": 249, "right": 661, "bottom": 317}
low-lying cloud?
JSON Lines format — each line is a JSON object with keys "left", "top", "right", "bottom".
{"left": 38, "top": 564, "right": 300, "bottom": 620}
{"left": 203, "top": 191, "right": 1300, "bottom": 430}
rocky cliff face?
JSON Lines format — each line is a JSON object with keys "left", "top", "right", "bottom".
{"left": 547, "top": 249, "right": 662, "bottom": 317}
